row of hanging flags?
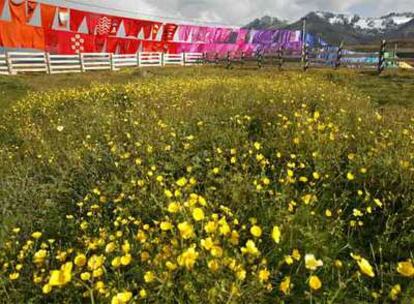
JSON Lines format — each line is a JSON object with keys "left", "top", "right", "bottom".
{"left": 0, "top": 0, "right": 306, "bottom": 55}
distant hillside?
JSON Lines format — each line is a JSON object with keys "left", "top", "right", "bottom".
{"left": 245, "top": 11, "right": 414, "bottom": 46}
{"left": 245, "top": 16, "right": 288, "bottom": 29}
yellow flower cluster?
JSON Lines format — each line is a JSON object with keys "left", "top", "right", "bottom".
{"left": 1, "top": 70, "right": 414, "bottom": 303}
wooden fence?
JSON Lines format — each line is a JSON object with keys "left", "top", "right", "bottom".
{"left": 205, "top": 41, "right": 414, "bottom": 74}
{"left": 0, "top": 42, "right": 413, "bottom": 76}
{"left": 0, "top": 52, "right": 204, "bottom": 75}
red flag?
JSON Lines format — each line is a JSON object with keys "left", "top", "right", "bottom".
{"left": 123, "top": 18, "right": 141, "bottom": 37}
{"left": 108, "top": 37, "right": 138, "bottom": 54}
{"left": 162, "top": 23, "right": 178, "bottom": 42}
{"left": 70, "top": 9, "right": 87, "bottom": 32}
{"left": 9, "top": 0, "right": 26, "bottom": 24}
{"left": 45, "top": 29, "right": 94, "bottom": 54}
{"left": 109, "top": 17, "right": 122, "bottom": 36}
{"left": 106, "top": 36, "right": 118, "bottom": 53}
{"left": 151, "top": 22, "right": 162, "bottom": 40}
{"left": 93, "top": 35, "right": 106, "bottom": 52}
{"left": 142, "top": 21, "right": 153, "bottom": 39}
{"left": 40, "top": 3, "right": 56, "bottom": 29}
{"left": 86, "top": 13, "right": 100, "bottom": 35}
{"left": 122, "top": 38, "right": 139, "bottom": 53}
{"left": 0, "top": 0, "right": 5, "bottom": 19}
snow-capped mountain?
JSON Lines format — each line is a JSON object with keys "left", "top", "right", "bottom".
{"left": 246, "top": 11, "right": 414, "bottom": 45}
{"left": 315, "top": 11, "right": 414, "bottom": 33}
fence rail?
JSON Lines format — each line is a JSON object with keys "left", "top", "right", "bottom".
{"left": 0, "top": 52, "right": 204, "bottom": 75}
{"left": 0, "top": 43, "right": 413, "bottom": 76}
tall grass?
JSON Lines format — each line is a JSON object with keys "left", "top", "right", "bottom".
{"left": 0, "top": 69, "right": 413, "bottom": 303}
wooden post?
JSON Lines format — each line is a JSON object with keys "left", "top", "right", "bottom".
{"left": 45, "top": 52, "right": 52, "bottom": 74}
{"left": 6, "top": 52, "right": 16, "bottom": 75}
{"left": 335, "top": 42, "right": 343, "bottom": 70}
{"left": 278, "top": 48, "right": 284, "bottom": 70}
{"left": 79, "top": 52, "right": 85, "bottom": 72}
{"left": 302, "top": 44, "right": 309, "bottom": 71}
{"left": 378, "top": 39, "right": 386, "bottom": 75}
{"left": 226, "top": 51, "right": 231, "bottom": 69}
{"left": 241, "top": 52, "right": 245, "bottom": 66}
{"left": 257, "top": 51, "right": 263, "bottom": 69}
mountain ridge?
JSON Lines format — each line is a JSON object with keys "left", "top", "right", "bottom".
{"left": 245, "top": 11, "right": 414, "bottom": 45}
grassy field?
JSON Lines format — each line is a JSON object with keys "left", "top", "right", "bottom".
{"left": 0, "top": 67, "right": 414, "bottom": 303}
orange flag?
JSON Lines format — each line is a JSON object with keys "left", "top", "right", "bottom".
{"left": 9, "top": 0, "right": 27, "bottom": 24}
{"left": 40, "top": 3, "right": 55, "bottom": 29}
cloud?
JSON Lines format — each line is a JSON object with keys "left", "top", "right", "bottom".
{"left": 46, "top": 0, "right": 412, "bottom": 25}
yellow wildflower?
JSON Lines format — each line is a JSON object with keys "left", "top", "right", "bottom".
{"left": 176, "top": 177, "right": 187, "bottom": 187}
{"left": 111, "top": 257, "right": 121, "bottom": 268}
{"left": 242, "top": 240, "right": 260, "bottom": 256}
{"left": 305, "top": 254, "right": 323, "bottom": 270}
{"left": 74, "top": 254, "right": 87, "bottom": 267}
{"left": 121, "top": 254, "right": 132, "bottom": 266}
{"left": 357, "top": 258, "right": 375, "bottom": 278}
{"left": 178, "top": 222, "right": 194, "bottom": 239}
{"left": 42, "top": 284, "right": 52, "bottom": 294}
{"left": 272, "top": 226, "right": 281, "bottom": 243}
{"left": 31, "top": 232, "right": 42, "bottom": 239}
{"left": 49, "top": 262, "right": 73, "bottom": 286}
{"left": 250, "top": 225, "right": 262, "bottom": 237}
{"left": 309, "top": 275, "right": 322, "bottom": 290}
{"left": 389, "top": 284, "right": 401, "bottom": 301}
{"left": 258, "top": 269, "right": 270, "bottom": 282}
{"left": 279, "top": 276, "right": 291, "bottom": 295}
{"left": 111, "top": 291, "right": 133, "bottom": 304}
{"left": 177, "top": 246, "right": 199, "bottom": 270}
{"left": 33, "top": 249, "right": 48, "bottom": 264}
{"left": 160, "top": 221, "right": 173, "bottom": 231}
{"left": 167, "top": 202, "right": 180, "bottom": 213}
{"left": 144, "top": 271, "right": 155, "bottom": 283}
{"left": 201, "top": 237, "right": 214, "bottom": 250}
{"left": 192, "top": 208, "right": 205, "bottom": 221}
{"left": 208, "top": 260, "right": 220, "bottom": 272}
{"left": 88, "top": 255, "right": 105, "bottom": 270}
{"left": 292, "top": 249, "right": 301, "bottom": 261}
{"left": 9, "top": 272, "right": 20, "bottom": 280}
{"left": 80, "top": 272, "right": 91, "bottom": 281}
{"left": 346, "top": 172, "right": 355, "bottom": 181}
{"left": 105, "top": 242, "right": 116, "bottom": 253}
{"left": 397, "top": 260, "right": 414, "bottom": 277}
{"left": 139, "top": 289, "right": 147, "bottom": 298}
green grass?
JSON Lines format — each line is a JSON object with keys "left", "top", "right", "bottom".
{"left": 0, "top": 67, "right": 413, "bottom": 303}
{"left": 1, "top": 68, "right": 413, "bottom": 112}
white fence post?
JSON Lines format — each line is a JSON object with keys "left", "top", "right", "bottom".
{"left": 110, "top": 53, "right": 116, "bottom": 71}
{"left": 137, "top": 52, "right": 141, "bottom": 67}
{"left": 79, "top": 53, "right": 85, "bottom": 72}
{"left": 45, "top": 52, "right": 52, "bottom": 74}
{"left": 161, "top": 53, "right": 165, "bottom": 66}
{"left": 6, "top": 52, "right": 16, "bottom": 75}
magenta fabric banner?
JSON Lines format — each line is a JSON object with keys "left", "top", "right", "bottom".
{"left": 0, "top": 2, "right": 306, "bottom": 55}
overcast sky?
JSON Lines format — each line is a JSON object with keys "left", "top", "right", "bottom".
{"left": 40, "top": 0, "right": 413, "bottom": 26}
